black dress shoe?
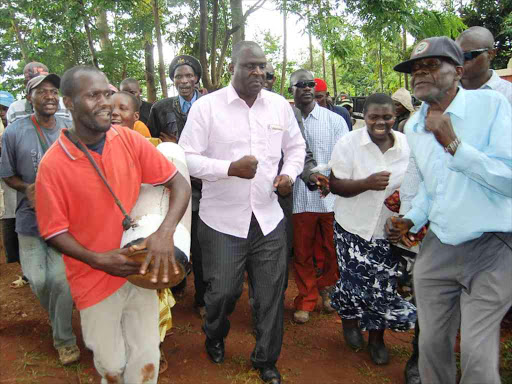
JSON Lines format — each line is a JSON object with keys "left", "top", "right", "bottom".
{"left": 343, "top": 326, "right": 364, "bottom": 350}
{"left": 257, "top": 365, "right": 281, "bottom": 384}
{"left": 205, "top": 337, "right": 224, "bottom": 364}
{"left": 368, "top": 342, "right": 389, "bottom": 365}
{"left": 405, "top": 357, "right": 421, "bottom": 384}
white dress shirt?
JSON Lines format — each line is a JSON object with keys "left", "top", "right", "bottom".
{"left": 179, "top": 84, "right": 306, "bottom": 238}
{"left": 331, "top": 127, "right": 410, "bottom": 241}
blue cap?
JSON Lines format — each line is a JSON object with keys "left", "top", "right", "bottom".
{"left": 0, "top": 91, "right": 15, "bottom": 108}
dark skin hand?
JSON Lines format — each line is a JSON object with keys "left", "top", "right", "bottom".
{"left": 310, "top": 173, "right": 330, "bottom": 197}
{"left": 3, "top": 177, "right": 35, "bottom": 208}
{"left": 273, "top": 174, "right": 293, "bottom": 196}
{"left": 48, "top": 172, "right": 191, "bottom": 284}
{"left": 425, "top": 110, "right": 458, "bottom": 155}
{"left": 385, "top": 216, "right": 414, "bottom": 243}
{"left": 228, "top": 155, "right": 258, "bottom": 179}
{"left": 329, "top": 171, "right": 390, "bottom": 198}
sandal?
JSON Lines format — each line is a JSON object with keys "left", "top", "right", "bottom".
{"left": 10, "top": 275, "right": 29, "bottom": 289}
{"left": 159, "top": 345, "right": 168, "bottom": 374}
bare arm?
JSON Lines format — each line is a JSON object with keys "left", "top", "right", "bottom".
{"left": 329, "top": 171, "right": 390, "bottom": 198}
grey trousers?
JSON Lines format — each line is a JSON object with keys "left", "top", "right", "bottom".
{"left": 199, "top": 215, "right": 288, "bottom": 368}
{"left": 414, "top": 231, "right": 512, "bottom": 384}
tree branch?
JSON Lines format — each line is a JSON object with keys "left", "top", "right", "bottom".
{"left": 243, "top": 0, "right": 267, "bottom": 21}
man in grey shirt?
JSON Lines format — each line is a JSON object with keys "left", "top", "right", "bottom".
{"left": 0, "top": 74, "right": 79, "bottom": 366}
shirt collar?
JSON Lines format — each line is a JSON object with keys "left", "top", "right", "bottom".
{"left": 360, "top": 126, "right": 402, "bottom": 152}
{"left": 480, "top": 69, "right": 500, "bottom": 90}
{"left": 307, "top": 103, "right": 320, "bottom": 120}
{"left": 226, "top": 83, "right": 267, "bottom": 105}
{"left": 178, "top": 92, "right": 197, "bottom": 109}
{"left": 58, "top": 126, "right": 119, "bottom": 160}
{"left": 412, "top": 86, "right": 466, "bottom": 132}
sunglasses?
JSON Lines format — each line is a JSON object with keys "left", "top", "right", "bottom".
{"left": 463, "top": 48, "right": 488, "bottom": 61}
{"left": 266, "top": 72, "right": 274, "bottom": 80}
{"left": 293, "top": 81, "right": 316, "bottom": 89}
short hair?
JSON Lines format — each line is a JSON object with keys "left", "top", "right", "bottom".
{"left": 60, "top": 66, "right": 105, "bottom": 98}
{"left": 231, "top": 41, "right": 263, "bottom": 64}
{"left": 120, "top": 78, "right": 140, "bottom": 90}
{"left": 23, "top": 62, "right": 48, "bottom": 74}
{"left": 363, "top": 93, "right": 395, "bottom": 115}
{"left": 289, "top": 69, "right": 313, "bottom": 87}
{"left": 113, "top": 91, "right": 140, "bottom": 112}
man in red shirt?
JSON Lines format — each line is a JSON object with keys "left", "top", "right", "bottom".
{"left": 35, "top": 66, "right": 190, "bottom": 384}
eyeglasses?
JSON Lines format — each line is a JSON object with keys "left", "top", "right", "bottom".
{"left": 293, "top": 81, "right": 316, "bottom": 89}
{"left": 411, "top": 58, "right": 443, "bottom": 73}
{"left": 266, "top": 73, "right": 274, "bottom": 80}
{"left": 463, "top": 48, "right": 489, "bottom": 61}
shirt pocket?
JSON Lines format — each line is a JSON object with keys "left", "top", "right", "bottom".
{"left": 266, "top": 129, "right": 283, "bottom": 161}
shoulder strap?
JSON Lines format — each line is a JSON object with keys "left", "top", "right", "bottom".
{"left": 63, "top": 129, "right": 135, "bottom": 230}
{"left": 30, "top": 115, "right": 50, "bottom": 154}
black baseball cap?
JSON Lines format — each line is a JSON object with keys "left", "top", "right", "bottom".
{"left": 394, "top": 36, "right": 464, "bottom": 74}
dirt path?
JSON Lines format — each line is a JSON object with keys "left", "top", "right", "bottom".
{"left": 1, "top": 262, "right": 511, "bottom": 384}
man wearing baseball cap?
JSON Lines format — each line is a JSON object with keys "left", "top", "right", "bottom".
{"left": 0, "top": 74, "right": 79, "bottom": 365}
{"left": 6, "top": 62, "right": 70, "bottom": 125}
{"left": 387, "top": 36, "right": 512, "bottom": 383}
{"left": 0, "top": 91, "right": 15, "bottom": 130}
{"left": 314, "top": 78, "right": 352, "bottom": 130}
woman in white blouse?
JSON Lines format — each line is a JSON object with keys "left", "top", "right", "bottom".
{"left": 328, "top": 93, "right": 416, "bottom": 365}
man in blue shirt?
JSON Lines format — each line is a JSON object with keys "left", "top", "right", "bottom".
{"left": 388, "top": 36, "right": 512, "bottom": 384}
{"left": 147, "top": 55, "right": 207, "bottom": 317}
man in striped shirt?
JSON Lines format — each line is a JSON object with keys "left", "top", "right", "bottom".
{"left": 289, "top": 69, "right": 349, "bottom": 324}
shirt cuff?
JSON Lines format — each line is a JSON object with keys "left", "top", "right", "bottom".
{"left": 216, "top": 160, "right": 232, "bottom": 178}
{"left": 280, "top": 165, "right": 299, "bottom": 182}
{"left": 403, "top": 208, "right": 428, "bottom": 234}
{"left": 447, "top": 142, "right": 473, "bottom": 172}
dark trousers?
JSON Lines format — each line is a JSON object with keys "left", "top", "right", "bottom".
{"left": 2, "top": 218, "right": 19, "bottom": 263}
{"left": 277, "top": 192, "right": 293, "bottom": 254}
{"left": 191, "top": 211, "right": 206, "bottom": 307}
{"left": 199, "top": 215, "right": 287, "bottom": 368}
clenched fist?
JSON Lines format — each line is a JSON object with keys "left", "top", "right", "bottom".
{"left": 364, "top": 171, "right": 391, "bottom": 191}
{"left": 228, "top": 155, "right": 258, "bottom": 179}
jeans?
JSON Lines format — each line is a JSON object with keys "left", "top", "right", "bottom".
{"left": 18, "top": 234, "right": 76, "bottom": 349}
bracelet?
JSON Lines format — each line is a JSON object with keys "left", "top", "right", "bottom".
{"left": 444, "top": 138, "right": 461, "bottom": 154}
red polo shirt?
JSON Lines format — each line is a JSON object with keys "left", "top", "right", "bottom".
{"left": 35, "top": 126, "right": 177, "bottom": 310}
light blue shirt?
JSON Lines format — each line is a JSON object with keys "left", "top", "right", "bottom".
{"left": 179, "top": 92, "right": 197, "bottom": 114}
{"left": 293, "top": 103, "right": 348, "bottom": 214}
{"left": 403, "top": 87, "right": 512, "bottom": 245}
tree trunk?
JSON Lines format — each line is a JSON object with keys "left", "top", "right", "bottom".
{"left": 322, "top": 45, "right": 326, "bottom": 80}
{"left": 308, "top": 30, "right": 314, "bottom": 70}
{"left": 230, "top": 0, "right": 244, "bottom": 45}
{"left": 378, "top": 40, "right": 384, "bottom": 92}
{"left": 152, "top": 0, "right": 168, "bottom": 98}
{"left": 402, "top": 27, "right": 409, "bottom": 90}
{"left": 96, "top": 9, "right": 112, "bottom": 51}
{"left": 211, "top": 0, "right": 219, "bottom": 85}
{"left": 331, "top": 55, "right": 337, "bottom": 101}
{"left": 199, "top": 0, "right": 213, "bottom": 91}
{"left": 280, "top": 1, "right": 287, "bottom": 96}
{"left": 144, "top": 38, "right": 157, "bottom": 103}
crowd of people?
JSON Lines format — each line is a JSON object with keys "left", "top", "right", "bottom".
{"left": 0, "top": 24, "right": 511, "bottom": 384}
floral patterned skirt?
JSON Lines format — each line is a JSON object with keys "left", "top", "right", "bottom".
{"left": 330, "top": 222, "right": 416, "bottom": 331}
